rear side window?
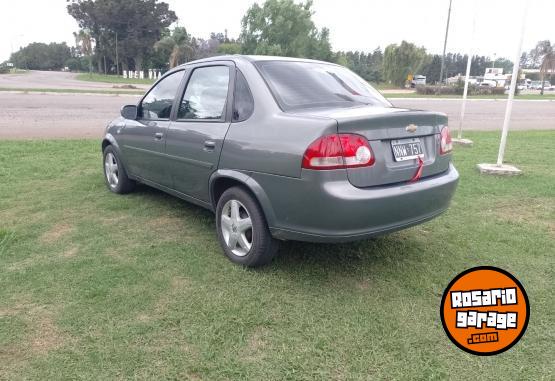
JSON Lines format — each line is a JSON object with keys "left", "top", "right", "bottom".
{"left": 178, "top": 66, "right": 230, "bottom": 120}
{"left": 232, "top": 70, "right": 254, "bottom": 122}
{"left": 140, "top": 70, "right": 185, "bottom": 120}
{"left": 256, "top": 61, "right": 391, "bottom": 111}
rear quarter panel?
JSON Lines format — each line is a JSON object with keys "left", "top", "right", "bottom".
{"left": 219, "top": 60, "right": 337, "bottom": 178}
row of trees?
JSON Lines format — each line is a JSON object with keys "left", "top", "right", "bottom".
{"left": 10, "top": 42, "right": 73, "bottom": 71}
{"left": 520, "top": 40, "right": 555, "bottom": 94}
{"left": 66, "top": 0, "right": 177, "bottom": 73}
{"left": 6, "top": 0, "right": 553, "bottom": 88}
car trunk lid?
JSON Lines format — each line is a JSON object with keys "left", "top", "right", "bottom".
{"left": 293, "top": 106, "right": 451, "bottom": 187}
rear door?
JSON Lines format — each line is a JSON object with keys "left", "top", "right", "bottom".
{"left": 119, "top": 70, "right": 185, "bottom": 186}
{"left": 165, "top": 63, "right": 234, "bottom": 201}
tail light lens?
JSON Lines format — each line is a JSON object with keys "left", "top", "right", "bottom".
{"left": 302, "top": 134, "right": 375, "bottom": 170}
{"left": 440, "top": 126, "right": 453, "bottom": 155}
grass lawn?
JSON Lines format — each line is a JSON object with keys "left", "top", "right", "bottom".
{"left": 0, "top": 131, "right": 553, "bottom": 379}
{"left": 76, "top": 73, "right": 155, "bottom": 85}
{"left": 5, "top": 69, "right": 29, "bottom": 75}
{"left": 372, "top": 83, "right": 403, "bottom": 91}
{"left": 385, "top": 92, "right": 555, "bottom": 100}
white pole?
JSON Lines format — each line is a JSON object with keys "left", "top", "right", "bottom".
{"left": 439, "top": 0, "right": 453, "bottom": 85}
{"left": 458, "top": 57, "right": 472, "bottom": 139}
{"left": 496, "top": 0, "right": 528, "bottom": 166}
{"left": 458, "top": 0, "right": 477, "bottom": 140}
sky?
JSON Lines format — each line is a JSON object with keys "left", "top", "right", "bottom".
{"left": 1, "top": 0, "right": 554, "bottom": 63}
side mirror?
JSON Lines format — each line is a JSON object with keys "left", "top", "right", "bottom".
{"left": 121, "top": 104, "right": 138, "bottom": 120}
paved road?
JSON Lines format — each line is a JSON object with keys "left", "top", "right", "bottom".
{"left": 0, "top": 93, "right": 140, "bottom": 139}
{"left": 392, "top": 98, "right": 555, "bottom": 131}
{"left": 0, "top": 70, "right": 149, "bottom": 91}
{"left": 0, "top": 93, "right": 553, "bottom": 139}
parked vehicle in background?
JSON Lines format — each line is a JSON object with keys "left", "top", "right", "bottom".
{"left": 530, "top": 80, "right": 552, "bottom": 90}
{"left": 479, "top": 80, "right": 497, "bottom": 87}
{"left": 505, "top": 83, "right": 528, "bottom": 91}
{"left": 101, "top": 55, "right": 459, "bottom": 267}
{"left": 411, "top": 75, "right": 426, "bottom": 88}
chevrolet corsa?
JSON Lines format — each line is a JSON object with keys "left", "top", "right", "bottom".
{"left": 102, "top": 56, "right": 459, "bottom": 267}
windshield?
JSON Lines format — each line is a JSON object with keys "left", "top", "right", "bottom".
{"left": 256, "top": 60, "right": 391, "bottom": 111}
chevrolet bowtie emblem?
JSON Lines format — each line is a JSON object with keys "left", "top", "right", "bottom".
{"left": 406, "top": 124, "right": 418, "bottom": 133}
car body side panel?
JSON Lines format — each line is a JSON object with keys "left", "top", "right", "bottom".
{"left": 219, "top": 59, "right": 337, "bottom": 179}
{"left": 220, "top": 114, "right": 337, "bottom": 178}
{"left": 208, "top": 169, "right": 278, "bottom": 227}
{"left": 166, "top": 121, "right": 231, "bottom": 201}
{"left": 103, "top": 130, "right": 122, "bottom": 153}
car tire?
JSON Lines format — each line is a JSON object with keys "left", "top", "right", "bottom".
{"left": 103, "top": 145, "right": 135, "bottom": 194}
{"left": 216, "top": 186, "right": 279, "bottom": 267}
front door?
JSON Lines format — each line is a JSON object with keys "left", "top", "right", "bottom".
{"left": 119, "top": 70, "right": 185, "bottom": 186}
{"left": 165, "top": 64, "right": 234, "bottom": 201}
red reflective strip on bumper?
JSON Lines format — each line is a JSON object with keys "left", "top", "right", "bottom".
{"left": 409, "top": 156, "right": 424, "bottom": 183}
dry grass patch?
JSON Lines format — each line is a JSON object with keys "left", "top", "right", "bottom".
{"left": 40, "top": 222, "right": 74, "bottom": 244}
{"left": 62, "top": 246, "right": 79, "bottom": 258}
{"left": 146, "top": 215, "right": 190, "bottom": 241}
{"left": 27, "top": 306, "right": 65, "bottom": 355}
{"left": 136, "top": 275, "right": 191, "bottom": 323}
{"left": 0, "top": 301, "right": 68, "bottom": 358}
{"left": 491, "top": 197, "right": 555, "bottom": 236}
{"left": 242, "top": 327, "right": 269, "bottom": 363}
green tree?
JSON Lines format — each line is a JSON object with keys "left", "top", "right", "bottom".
{"left": 73, "top": 29, "right": 94, "bottom": 75}
{"left": 492, "top": 57, "right": 514, "bottom": 73}
{"left": 10, "top": 42, "right": 72, "bottom": 70}
{"left": 526, "top": 40, "right": 552, "bottom": 68}
{"left": 217, "top": 43, "right": 242, "bottom": 55}
{"left": 155, "top": 27, "right": 193, "bottom": 68}
{"left": 382, "top": 41, "right": 428, "bottom": 87}
{"left": 67, "top": 0, "right": 177, "bottom": 72}
{"left": 305, "top": 27, "right": 334, "bottom": 61}
{"left": 337, "top": 48, "right": 383, "bottom": 83}
{"left": 239, "top": 0, "right": 332, "bottom": 60}
{"left": 540, "top": 50, "right": 555, "bottom": 95}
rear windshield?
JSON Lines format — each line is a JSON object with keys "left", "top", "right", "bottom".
{"left": 256, "top": 60, "right": 391, "bottom": 111}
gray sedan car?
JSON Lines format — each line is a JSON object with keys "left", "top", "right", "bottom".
{"left": 102, "top": 55, "right": 459, "bottom": 266}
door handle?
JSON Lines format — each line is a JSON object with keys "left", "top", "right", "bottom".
{"left": 204, "top": 140, "right": 216, "bottom": 150}
{"left": 154, "top": 132, "right": 164, "bottom": 140}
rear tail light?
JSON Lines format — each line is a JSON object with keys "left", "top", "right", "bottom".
{"left": 440, "top": 126, "right": 453, "bottom": 155}
{"left": 302, "top": 134, "right": 375, "bottom": 170}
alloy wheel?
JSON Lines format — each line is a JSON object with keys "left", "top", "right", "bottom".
{"left": 220, "top": 199, "right": 253, "bottom": 256}
{"left": 104, "top": 152, "right": 119, "bottom": 188}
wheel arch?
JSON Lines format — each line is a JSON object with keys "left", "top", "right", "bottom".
{"left": 101, "top": 133, "right": 121, "bottom": 153}
{"left": 209, "top": 170, "right": 276, "bottom": 227}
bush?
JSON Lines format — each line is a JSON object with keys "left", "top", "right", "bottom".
{"left": 65, "top": 57, "right": 90, "bottom": 72}
{"left": 416, "top": 84, "right": 506, "bottom": 96}
{"left": 0, "top": 65, "right": 9, "bottom": 74}
{"left": 416, "top": 85, "right": 457, "bottom": 95}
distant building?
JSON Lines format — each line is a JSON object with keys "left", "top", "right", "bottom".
{"left": 446, "top": 74, "right": 478, "bottom": 85}
{"left": 483, "top": 68, "right": 508, "bottom": 87}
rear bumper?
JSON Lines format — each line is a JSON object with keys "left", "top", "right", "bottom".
{"left": 261, "top": 164, "right": 459, "bottom": 243}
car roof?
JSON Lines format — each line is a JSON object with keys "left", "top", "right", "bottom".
{"left": 173, "top": 54, "right": 339, "bottom": 69}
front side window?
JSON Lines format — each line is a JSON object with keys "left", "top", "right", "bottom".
{"left": 140, "top": 70, "right": 185, "bottom": 120}
{"left": 178, "top": 66, "right": 230, "bottom": 120}
{"left": 256, "top": 61, "right": 391, "bottom": 111}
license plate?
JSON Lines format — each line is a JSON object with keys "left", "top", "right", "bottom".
{"left": 391, "top": 138, "right": 424, "bottom": 161}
